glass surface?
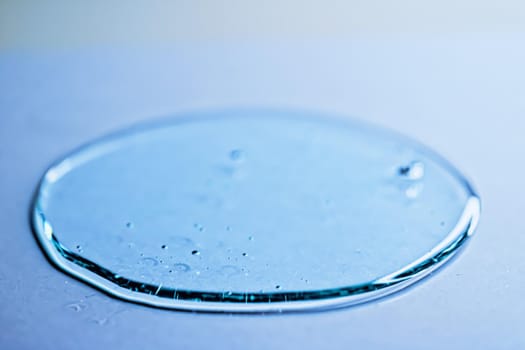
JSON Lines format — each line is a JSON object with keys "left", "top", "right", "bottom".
{"left": 31, "top": 110, "right": 480, "bottom": 312}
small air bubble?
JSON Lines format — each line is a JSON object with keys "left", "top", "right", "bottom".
{"left": 173, "top": 263, "right": 191, "bottom": 272}
{"left": 398, "top": 161, "right": 425, "bottom": 180}
{"left": 66, "top": 302, "right": 86, "bottom": 312}
{"left": 139, "top": 257, "right": 159, "bottom": 266}
{"left": 405, "top": 184, "right": 423, "bottom": 199}
{"left": 193, "top": 223, "right": 204, "bottom": 232}
{"left": 229, "top": 149, "right": 244, "bottom": 161}
{"left": 93, "top": 318, "right": 109, "bottom": 326}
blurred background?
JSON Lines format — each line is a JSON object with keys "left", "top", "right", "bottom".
{"left": 2, "top": 0, "right": 525, "bottom": 49}
{"left": 1, "top": 1, "right": 524, "bottom": 350}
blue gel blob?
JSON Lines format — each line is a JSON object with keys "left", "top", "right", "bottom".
{"left": 32, "top": 110, "right": 480, "bottom": 312}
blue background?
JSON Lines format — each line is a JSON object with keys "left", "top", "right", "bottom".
{"left": 1, "top": 35, "right": 523, "bottom": 348}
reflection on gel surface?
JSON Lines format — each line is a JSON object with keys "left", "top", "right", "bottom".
{"left": 32, "top": 110, "right": 480, "bottom": 312}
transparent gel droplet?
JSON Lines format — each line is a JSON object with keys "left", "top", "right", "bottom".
{"left": 31, "top": 110, "right": 480, "bottom": 312}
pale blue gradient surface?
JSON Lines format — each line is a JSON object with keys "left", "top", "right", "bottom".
{"left": 0, "top": 36, "right": 523, "bottom": 348}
